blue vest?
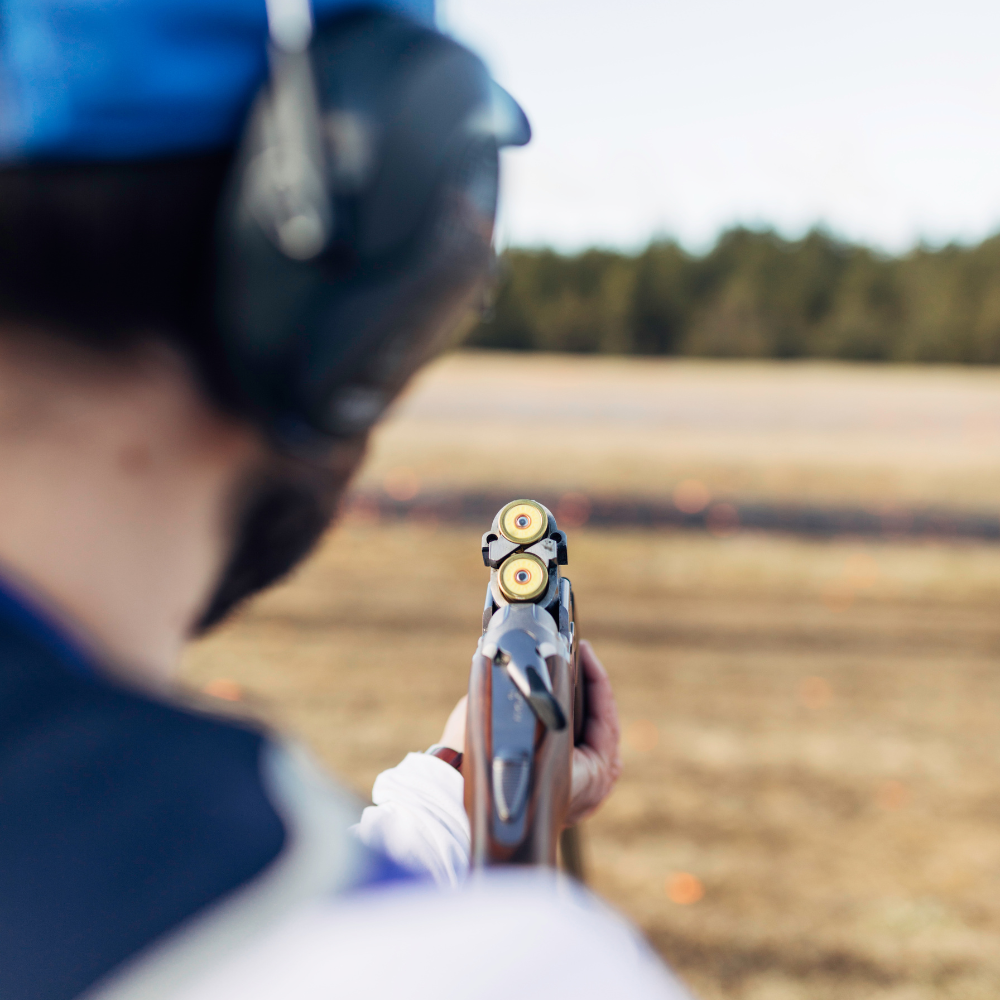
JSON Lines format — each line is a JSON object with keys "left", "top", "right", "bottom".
{"left": 0, "top": 580, "right": 408, "bottom": 1000}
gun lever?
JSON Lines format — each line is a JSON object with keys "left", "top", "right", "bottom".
{"left": 497, "top": 630, "right": 567, "bottom": 732}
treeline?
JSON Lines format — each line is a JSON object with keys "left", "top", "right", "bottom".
{"left": 466, "top": 228, "right": 1000, "bottom": 362}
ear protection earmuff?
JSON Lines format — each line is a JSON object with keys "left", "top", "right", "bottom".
{"left": 215, "top": 0, "right": 529, "bottom": 453}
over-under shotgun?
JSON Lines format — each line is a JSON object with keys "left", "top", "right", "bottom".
{"left": 464, "top": 499, "right": 586, "bottom": 872}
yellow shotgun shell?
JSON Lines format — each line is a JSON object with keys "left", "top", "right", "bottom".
{"left": 498, "top": 553, "right": 549, "bottom": 602}
{"left": 498, "top": 499, "right": 547, "bottom": 545}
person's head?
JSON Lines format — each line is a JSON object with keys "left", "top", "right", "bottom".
{"left": 0, "top": 1, "right": 528, "bottom": 670}
{"left": 0, "top": 157, "right": 366, "bottom": 677}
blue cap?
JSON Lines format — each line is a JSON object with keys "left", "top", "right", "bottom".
{"left": 0, "top": 0, "right": 434, "bottom": 163}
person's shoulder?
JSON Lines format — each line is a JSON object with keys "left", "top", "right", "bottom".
{"left": 0, "top": 610, "right": 294, "bottom": 1000}
{"left": 0, "top": 613, "right": 404, "bottom": 1000}
{"left": 172, "top": 871, "right": 692, "bottom": 1000}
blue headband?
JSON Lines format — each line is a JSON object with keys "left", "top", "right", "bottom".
{"left": 0, "top": 0, "right": 434, "bottom": 162}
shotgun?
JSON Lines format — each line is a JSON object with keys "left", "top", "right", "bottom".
{"left": 464, "top": 499, "right": 587, "bottom": 874}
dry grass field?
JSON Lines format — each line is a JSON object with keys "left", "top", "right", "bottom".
{"left": 182, "top": 354, "right": 1000, "bottom": 1000}
{"left": 355, "top": 352, "right": 1000, "bottom": 511}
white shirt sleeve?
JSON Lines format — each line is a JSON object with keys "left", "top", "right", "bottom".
{"left": 351, "top": 751, "right": 470, "bottom": 885}
{"left": 176, "top": 871, "right": 693, "bottom": 1000}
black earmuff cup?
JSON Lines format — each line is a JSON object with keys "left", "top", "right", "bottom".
{"left": 216, "top": 9, "right": 514, "bottom": 454}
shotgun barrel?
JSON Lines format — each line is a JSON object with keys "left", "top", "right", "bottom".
{"left": 464, "top": 499, "right": 586, "bottom": 871}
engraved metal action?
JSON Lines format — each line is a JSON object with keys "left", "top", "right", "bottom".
{"left": 464, "top": 499, "right": 586, "bottom": 870}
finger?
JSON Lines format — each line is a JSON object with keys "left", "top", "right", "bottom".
{"left": 579, "top": 639, "right": 609, "bottom": 683}
{"left": 579, "top": 641, "right": 620, "bottom": 761}
{"left": 568, "top": 747, "right": 602, "bottom": 825}
{"left": 567, "top": 744, "right": 620, "bottom": 826}
{"left": 565, "top": 643, "right": 623, "bottom": 826}
{"left": 439, "top": 694, "right": 468, "bottom": 752}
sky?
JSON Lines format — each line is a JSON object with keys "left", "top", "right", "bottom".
{"left": 439, "top": 0, "right": 1000, "bottom": 254}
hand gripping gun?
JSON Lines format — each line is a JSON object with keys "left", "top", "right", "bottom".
{"left": 464, "top": 499, "right": 586, "bottom": 872}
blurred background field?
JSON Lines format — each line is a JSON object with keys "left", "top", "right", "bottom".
{"left": 183, "top": 352, "right": 1000, "bottom": 1000}
{"left": 357, "top": 351, "right": 1000, "bottom": 511}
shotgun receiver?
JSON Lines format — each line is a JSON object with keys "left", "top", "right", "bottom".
{"left": 464, "top": 499, "right": 586, "bottom": 870}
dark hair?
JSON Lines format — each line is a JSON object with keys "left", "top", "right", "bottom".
{"left": 0, "top": 153, "right": 238, "bottom": 404}
{"left": 0, "top": 156, "right": 369, "bottom": 629}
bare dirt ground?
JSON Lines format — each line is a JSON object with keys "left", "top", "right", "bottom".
{"left": 357, "top": 351, "right": 1000, "bottom": 512}
{"left": 182, "top": 354, "right": 1000, "bottom": 1000}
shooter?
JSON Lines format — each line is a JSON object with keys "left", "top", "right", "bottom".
{"left": 0, "top": 2, "right": 687, "bottom": 998}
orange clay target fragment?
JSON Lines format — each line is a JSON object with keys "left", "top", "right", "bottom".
{"left": 498, "top": 499, "right": 547, "bottom": 545}
{"left": 498, "top": 553, "right": 549, "bottom": 602}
